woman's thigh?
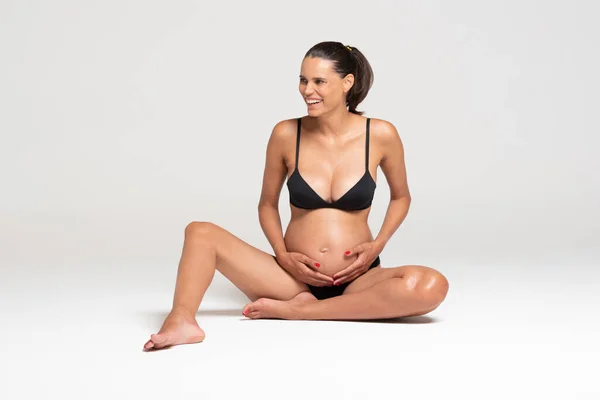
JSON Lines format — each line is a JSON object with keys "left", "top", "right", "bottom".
{"left": 342, "top": 266, "right": 394, "bottom": 295}
{"left": 343, "top": 264, "right": 443, "bottom": 295}
{"left": 189, "top": 221, "right": 309, "bottom": 301}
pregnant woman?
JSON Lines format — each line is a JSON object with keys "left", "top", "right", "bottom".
{"left": 144, "top": 41, "right": 449, "bottom": 351}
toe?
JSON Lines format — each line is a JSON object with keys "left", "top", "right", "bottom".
{"left": 150, "top": 333, "right": 170, "bottom": 348}
{"left": 143, "top": 340, "right": 154, "bottom": 350}
{"left": 243, "top": 302, "right": 258, "bottom": 315}
{"left": 242, "top": 304, "right": 251, "bottom": 316}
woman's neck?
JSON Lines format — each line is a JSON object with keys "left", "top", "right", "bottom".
{"left": 313, "top": 108, "right": 354, "bottom": 138}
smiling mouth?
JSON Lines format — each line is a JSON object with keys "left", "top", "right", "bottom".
{"left": 307, "top": 100, "right": 322, "bottom": 106}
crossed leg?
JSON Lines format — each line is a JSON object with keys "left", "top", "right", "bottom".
{"left": 243, "top": 264, "right": 449, "bottom": 320}
{"left": 144, "top": 221, "right": 450, "bottom": 351}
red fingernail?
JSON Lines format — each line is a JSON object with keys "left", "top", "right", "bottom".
{"left": 345, "top": 251, "right": 350, "bottom": 255}
{"left": 315, "top": 263, "right": 320, "bottom": 267}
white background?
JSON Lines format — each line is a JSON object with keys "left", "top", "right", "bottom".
{"left": 1, "top": 1, "right": 598, "bottom": 399}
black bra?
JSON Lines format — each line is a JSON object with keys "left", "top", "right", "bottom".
{"left": 286, "top": 118, "right": 376, "bottom": 211}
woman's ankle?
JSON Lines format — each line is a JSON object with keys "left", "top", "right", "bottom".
{"left": 170, "top": 305, "right": 197, "bottom": 319}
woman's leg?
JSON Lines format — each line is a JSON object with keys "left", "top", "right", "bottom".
{"left": 143, "top": 221, "right": 310, "bottom": 350}
{"left": 243, "top": 265, "right": 449, "bottom": 320}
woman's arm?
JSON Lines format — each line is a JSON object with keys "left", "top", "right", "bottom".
{"left": 257, "top": 121, "right": 291, "bottom": 257}
{"left": 374, "top": 120, "right": 412, "bottom": 249}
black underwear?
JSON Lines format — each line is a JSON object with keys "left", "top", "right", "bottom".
{"left": 307, "top": 256, "right": 381, "bottom": 300}
{"left": 272, "top": 255, "right": 381, "bottom": 300}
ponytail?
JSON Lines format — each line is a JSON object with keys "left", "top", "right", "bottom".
{"left": 345, "top": 46, "right": 374, "bottom": 115}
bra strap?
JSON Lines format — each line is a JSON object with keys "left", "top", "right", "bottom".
{"left": 295, "top": 118, "right": 302, "bottom": 169}
{"left": 365, "top": 118, "right": 371, "bottom": 171}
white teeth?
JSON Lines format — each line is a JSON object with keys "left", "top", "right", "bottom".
{"left": 307, "top": 100, "right": 322, "bottom": 104}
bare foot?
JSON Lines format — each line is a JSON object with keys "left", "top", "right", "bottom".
{"left": 143, "top": 309, "right": 206, "bottom": 351}
{"left": 242, "top": 291, "right": 317, "bottom": 320}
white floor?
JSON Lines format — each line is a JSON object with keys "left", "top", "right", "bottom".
{"left": 2, "top": 261, "right": 598, "bottom": 400}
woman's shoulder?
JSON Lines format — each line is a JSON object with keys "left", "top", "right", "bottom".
{"left": 270, "top": 118, "right": 300, "bottom": 138}
{"left": 365, "top": 117, "right": 405, "bottom": 161}
{"left": 263, "top": 118, "right": 298, "bottom": 149}
{"left": 364, "top": 117, "right": 401, "bottom": 141}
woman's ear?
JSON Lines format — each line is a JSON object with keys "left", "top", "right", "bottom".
{"left": 343, "top": 74, "right": 355, "bottom": 94}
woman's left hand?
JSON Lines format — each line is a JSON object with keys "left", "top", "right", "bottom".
{"left": 333, "top": 240, "right": 384, "bottom": 286}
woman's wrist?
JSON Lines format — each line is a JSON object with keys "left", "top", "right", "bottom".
{"left": 274, "top": 246, "right": 288, "bottom": 258}
{"left": 373, "top": 238, "right": 386, "bottom": 253}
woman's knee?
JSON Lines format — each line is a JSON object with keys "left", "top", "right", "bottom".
{"left": 397, "top": 266, "right": 449, "bottom": 307}
{"left": 185, "top": 221, "right": 218, "bottom": 237}
{"left": 417, "top": 269, "right": 449, "bottom": 307}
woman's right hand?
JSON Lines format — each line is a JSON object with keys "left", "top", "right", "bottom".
{"left": 276, "top": 252, "right": 334, "bottom": 287}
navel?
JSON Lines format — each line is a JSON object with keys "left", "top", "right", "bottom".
{"left": 319, "top": 247, "right": 329, "bottom": 253}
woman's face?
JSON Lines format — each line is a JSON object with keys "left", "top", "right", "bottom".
{"left": 299, "top": 56, "right": 354, "bottom": 116}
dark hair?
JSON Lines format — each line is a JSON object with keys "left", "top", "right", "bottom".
{"left": 304, "top": 41, "right": 374, "bottom": 115}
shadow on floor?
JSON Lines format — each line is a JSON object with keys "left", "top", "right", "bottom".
{"left": 140, "top": 309, "right": 439, "bottom": 326}
{"left": 349, "top": 315, "right": 438, "bottom": 324}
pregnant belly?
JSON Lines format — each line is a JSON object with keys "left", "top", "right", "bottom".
{"left": 283, "top": 213, "right": 374, "bottom": 277}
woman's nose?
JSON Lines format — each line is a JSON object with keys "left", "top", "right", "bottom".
{"left": 302, "top": 83, "right": 314, "bottom": 96}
